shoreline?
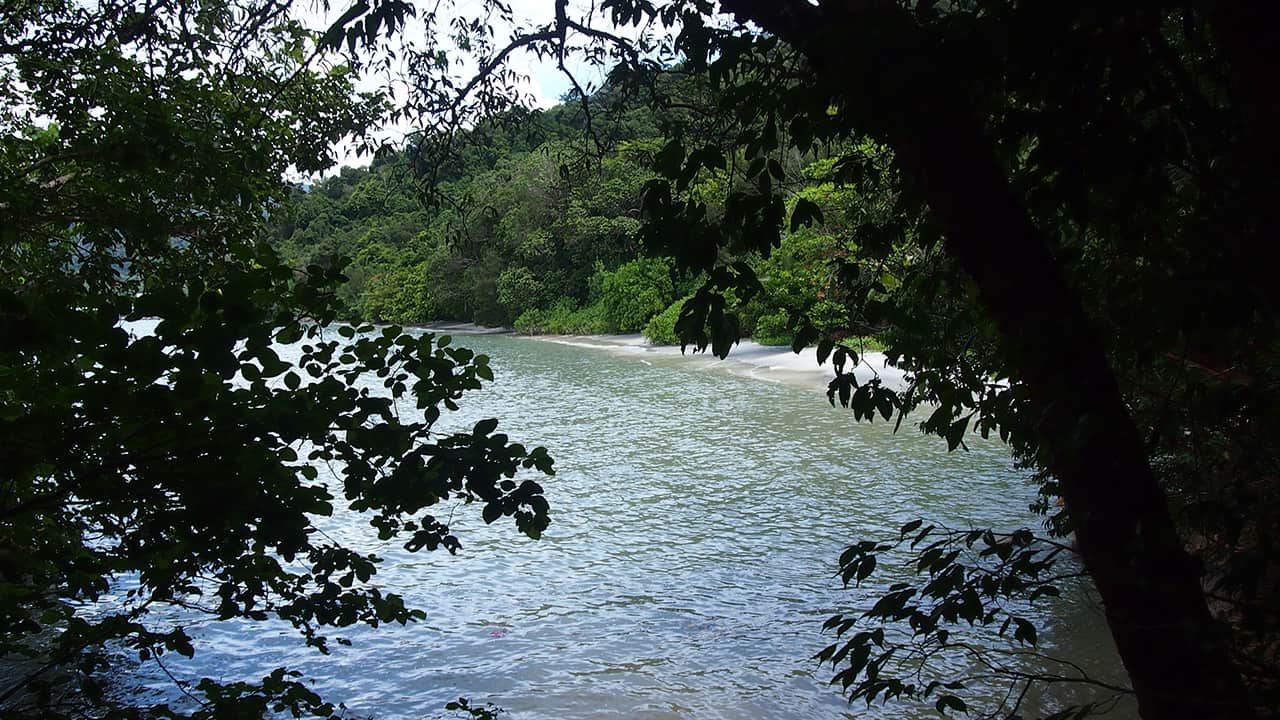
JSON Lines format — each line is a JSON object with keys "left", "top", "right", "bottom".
{"left": 418, "top": 322, "right": 906, "bottom": 392}
{"left": 535, "top": 334, "right": 907, "bottom": 392}
{"left": 416, "top": 321, "right": 514, "bottom": 335}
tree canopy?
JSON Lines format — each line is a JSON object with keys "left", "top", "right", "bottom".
{"left": 363, "top": 0, "right": 1278, "bottom": 717}
{"left": 1, "top": 1, "right": 550, "bottom": 717}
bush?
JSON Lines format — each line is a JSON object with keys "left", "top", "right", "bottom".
{"left": 596, "top": 256, "right": 675, "bottom": 332}
{"left": 808, "top": 298, "right": 850, "bottom": 334}
{"left": 360, "top": 263, "right": 434, "bottom": 324}
{"left": 496, "top": 265, "right": 548, "bottom": 318}
{"left": 643, "top": 296, "right": 689, "bottom": 345}
{"left": 839, "top": 335, "right": 887, "bottom": 353}
{"left": 752, "top": 309, "right": 793, "bottom": 346}
{"left": 515, "top": 299, "right": 615, "bottom": 335}
{"left": 464, "top": 256, "right": 507, "bottom": 326}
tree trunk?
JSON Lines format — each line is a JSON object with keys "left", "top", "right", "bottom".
{"left": 888, "top": 91, "right": 1254, "bottom": 720}
{"left": 719, "top": 1, "right": 1256, "bottom": 716}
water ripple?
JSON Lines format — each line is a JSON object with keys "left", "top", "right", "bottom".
{"left": 142, "top": 332, "right": 1131, "bottom": 719}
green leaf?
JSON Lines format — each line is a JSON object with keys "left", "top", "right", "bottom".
{"left": 816, "top": 338, "right": 835, "bottom": 366}
{"left": 945, "top": 416, "right": 970, "bottom": 452}
{"left": 656, "top": 138, "right": 685, "bottom": 177}
{"left": 856, "top": 554, "right": 877, "bottom": 582}
{"left": 935, "top": 695, "right": 967, "bottom": 715}
{"left": 277, "top": 324, "right": 303, "bottom": 344}
{"left": 790, "top": 197, "right": 824, "bottom": 231}
{"left": 1013, "top": 617, "right": 1038, "bottom": 645}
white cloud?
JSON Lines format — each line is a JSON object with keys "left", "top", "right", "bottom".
{"left": 295, "top": 0, "right": 625, "bottom": 174}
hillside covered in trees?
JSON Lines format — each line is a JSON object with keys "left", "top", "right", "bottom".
{"left": 268, "top": 91, "right": 869, "bottom": 349}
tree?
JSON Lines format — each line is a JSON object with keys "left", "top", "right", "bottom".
{"left": 0, "top": 1, "right": 552, "bottom": 716}
{"left": 703, "top": 5, "right": 1251, "bottom": 717}
{"left": 383, "top": 0, "right": 1278, "bottom": 717}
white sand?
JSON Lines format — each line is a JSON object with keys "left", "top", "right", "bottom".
{"left": 529, "top": 334, "right": 908, "bottom": 392}
{"left": 414, "top": 322, "right": 907, "bottom": 391}
{"left": 417, "top": 321, "right": 513, "bottom": 335}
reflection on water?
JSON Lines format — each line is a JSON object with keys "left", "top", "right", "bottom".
{"left": 135, "top": 331, "right": 1134, "bottom": 719}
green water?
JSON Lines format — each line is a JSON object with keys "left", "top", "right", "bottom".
{"left": 143, "top": 331, "right": 1133, "bottom": 719}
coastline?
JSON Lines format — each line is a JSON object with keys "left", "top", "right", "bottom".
{"left": 535, "top": 334, "right": 908, "bottom": 392}
{"left": 416, "top": 321, "right": 514, "bottom": 335}
{"left": 419, "top": 322, "right": 907, "bottom": 392}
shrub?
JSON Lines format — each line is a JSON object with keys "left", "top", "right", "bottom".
{"left": 808, "top": 298, "right": 850, "bottom": 334}
{"left": 753, "top": 309, "right": 793, "bottom": 346}
{"left": 643, "top": 296, "right": 689, "bottom": 345}
{"left": 596, "top": 256, "right": 675, "bottom": 332}
{"left": 515, "top": 299, "right": 615, "bottom": 335}
{"left": 360, "top": 263, "right": 434, "bottom": 324}
{"left": 464, "top": 256, "right": 507, "bottom": 326}
{"left": 839, "top": 335, "right": 887, "bottom": 353}
{"left": 496, "top": 265, "right": 547, "bottom": 318}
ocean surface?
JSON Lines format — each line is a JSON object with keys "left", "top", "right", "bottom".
{"left": 122, "top": 329, "right": 1134, "bottom": 719}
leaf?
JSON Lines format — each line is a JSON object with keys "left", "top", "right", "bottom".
{"left": 875, "top": 389, "right": 895, "bottom": 421}
{"left": 791, "top": 323, "right": 819, "bottom": 353}
{"left": 656, "top": 138, "right": 685, "bottom": 177}
{"left": 816, "top": 338, "right": 835, "bottom": 366}
{"left": 277, "top": 323, "right": 303, "bottom": 344}
{"left": 790, "top": 197, "right": 824, "bottom": 231}
{"left": 481, "top": 503, "right": 502, "bottom": 525}
{"left": 1013, "top": 617, "right": 1038, "bottom": 645}
{"left": 678, "top": 147, "right": 726, "bottom": 191}
{"left": 321, "top": 0, "right": 370, "bottom": 50}
{"left": 946, "top": 416, "right": 970, "bottom": 452}
{"left": 832, "top": 347, "right": 849, "bottom": 374}
{"left": 856, "top": 555, "right": 877, "bottom": 582}
{"left": 935, "top": 695, "right": 967, "bottom": 715}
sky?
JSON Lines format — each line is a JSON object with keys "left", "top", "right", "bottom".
{"left": 295, "top": 0, "right": 616, "bottom": 173}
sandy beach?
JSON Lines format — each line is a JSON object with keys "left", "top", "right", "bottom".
{"left": 418, "top": 321, "right": 514, "bottom": 335}
{"left": 536, "top": 334, "right": 908, "bottom": 391}
{"left": 419, "top": 323, "right": 908, "bottom": 392}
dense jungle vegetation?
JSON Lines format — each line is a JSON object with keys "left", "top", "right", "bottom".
{"left": 268, "top": 92, "right": 867, "bottom": 349}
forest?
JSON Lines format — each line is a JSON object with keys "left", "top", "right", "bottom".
{"left": 268, "top": 91, "right": 866, "bottom": 350}
{"left": 3, "top": 0, "right": 1279, "bottom": 719}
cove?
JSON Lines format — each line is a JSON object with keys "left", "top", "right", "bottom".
{"left": 135, "top": 330, "right": 1133, "bottom": 719}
